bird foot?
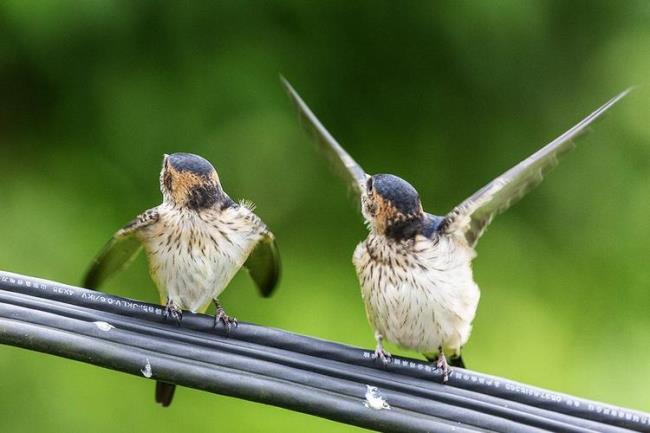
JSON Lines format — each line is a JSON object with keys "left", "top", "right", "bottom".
{"left": 372, "top": 346, "right": 392, "bottom": 364}
{"left": 436, "top": 352, "right": 451, "bottom": 383}
{"left": 163, "top": 301, "right": 183, "bottom": 325}
{"left": 214, "top": 307, "right": 238, "bottom": 333}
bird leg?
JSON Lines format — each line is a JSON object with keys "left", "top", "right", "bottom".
{"left": 213, "top": 299, "right": 238, "bottom": 333}
{"left": 436, "top": 346, "right": 451, "bottom": 383}
{"left": 163, "top": 299, "right": 183, "bottom": 325}
{"left": 372, "top": 331, "right": 391, "bottom": 364}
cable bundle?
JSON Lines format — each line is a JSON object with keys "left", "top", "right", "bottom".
{"left": 0, "top": 270, "right": 647, "bottom": 432}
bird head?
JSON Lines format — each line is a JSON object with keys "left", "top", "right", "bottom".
{"left": 362, "top": 174, "right": 424, "bottom": 240}
{"left": 160, "top": 153, "right": 226, "bottom": 209}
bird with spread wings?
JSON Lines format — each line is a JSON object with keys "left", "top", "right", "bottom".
{"left": 283, "top": 76, "right": 629, "bottom": 380}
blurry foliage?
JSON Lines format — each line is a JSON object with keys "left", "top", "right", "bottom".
{"left": 0, "top": 1, "right": 649, "bottom": 432}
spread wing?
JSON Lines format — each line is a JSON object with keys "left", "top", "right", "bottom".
{"left": 83, "top": 208, "right": 159, "bottom": 289}
{"left": 281, "top": 76, "right": 368, "bottom": 199}
{"left": 441, "top": 89, "right": 631, "bottom": 247}
{"left": 244, "top": 231, "right": 280, "bottom": 297}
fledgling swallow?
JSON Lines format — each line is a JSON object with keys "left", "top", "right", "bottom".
{"left": 83, "top": 152, "right": 280, "bottom": 406}
{"left": 283, "top": 77, "right": 629, "bottom": 381}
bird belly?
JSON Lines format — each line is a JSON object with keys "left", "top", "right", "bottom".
{"left": 353, "top": 234, "right": 480, "bottom": 355}
{"left": 141, "top": 210, "right": 261, "bottom": 313}
{"left": 152, "top": 246, "right": 239, "bottom": 313}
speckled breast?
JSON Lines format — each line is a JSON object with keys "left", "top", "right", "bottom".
{"left": 140, "top": 205, "right": 262, "bottom": 313}
{"left": 353, "top": 233, "right": 480, "bottom": 354}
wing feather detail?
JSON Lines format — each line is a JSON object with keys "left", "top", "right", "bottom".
{"left": 83, "top": 208, "right": 159, "bottom": 289}
{"left": 281, "top": 76, "right": 368, "bottom": 198}
{"left": 441, "top": 89, "right": 631, "bottom": 247}
{"left": 244, "top": 231, "right": 280, "bottom": 297}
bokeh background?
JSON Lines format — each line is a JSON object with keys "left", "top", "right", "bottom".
{"left": 1, "top": 1, "right": 649, "bottom": 431}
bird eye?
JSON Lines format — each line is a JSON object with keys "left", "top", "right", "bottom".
{"left": 367, "top": 178, "right": 373, "bottom": 193}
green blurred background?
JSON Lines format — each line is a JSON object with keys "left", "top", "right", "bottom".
{"left": 1, "top": 1, "right": 649, "bottom": 431}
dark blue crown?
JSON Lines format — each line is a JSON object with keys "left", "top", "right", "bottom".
{"left": 167, "top": 153, "right": 215, "bottom": 177}
{"left": 371, "top": 174, "right": 421, "bottom": 215}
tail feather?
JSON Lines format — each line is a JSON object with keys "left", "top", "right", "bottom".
{"left": 449, "top": 355, "right": 465, "bottom": 369}
{"left": 155, "top": 381, "right": 176, "bottom": 407}
{"left": 423, "top": 353, "right": 466, "bottom": 369}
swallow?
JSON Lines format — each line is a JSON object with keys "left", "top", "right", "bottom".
{"left": 282, "top": 77, "right": 629, "bottom": 381}
{"left": 83, "top": 152, "right": 280, "bottom": 406}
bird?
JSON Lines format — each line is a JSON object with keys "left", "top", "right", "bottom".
{"left": 82, "top": 152, "right": 280, "bottom": 406}
{"left": 282, "top": 77, "right": 629, "bottom": 381}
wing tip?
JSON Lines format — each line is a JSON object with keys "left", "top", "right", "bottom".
{"left": 605, "top": 86, "right": 635, "bottom": 109}
{"left": 81, "top": 267, "right": 99, "bottom": 290}
{"left": 279, "top": 74, "right": 299, "bottom": 103}
{"left": 278, "top": 73, "right": 290, "bottom": 88}
{"left": 261, "top": 243, "right": 281, "bottom": 298}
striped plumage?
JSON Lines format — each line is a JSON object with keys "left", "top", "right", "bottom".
{"left": 354, "top": 230, "right": 479, "bottom": 357}
{"left": 140, "top": 200, "right": 269, "bottom": 313}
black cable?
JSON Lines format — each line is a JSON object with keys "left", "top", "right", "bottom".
{"left": 0, "top": 300, "right": 541, "bottom": 433}
{"left": 0, "top": 288, "right": 627, "bottom": 433}
{"left": 0, "top": 317, "right": 478, "bottom": 433}
{"left": 0, "top": 270, "right": 648, "bottom": 432}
